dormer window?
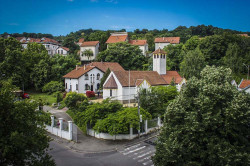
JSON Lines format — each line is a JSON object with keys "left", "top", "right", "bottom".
{"left": 85, "top": 74, "right": 89, "bottom": 80}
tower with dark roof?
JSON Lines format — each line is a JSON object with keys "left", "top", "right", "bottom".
{"left": 153, "top": 48, "right": 166, "bottom": 75}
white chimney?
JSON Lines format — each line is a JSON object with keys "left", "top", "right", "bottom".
{"left": 84, "top": 65, "right": 86, "bottom": 70}
{"left": 76, "top": 65, "right": 78, "bottom": 70}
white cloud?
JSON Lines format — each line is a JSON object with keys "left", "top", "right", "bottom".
{"left": 67, "top": 0, "right": 74, "bottom": 2}
{"left": 8, "top": 23, "right": 19, "bottom": 26}
{"left": 90, "top": 0, "right": 98, "bottom": 2}
{"left": 105, "top": 0, "right": 118, "bottom": 4}
{"left": 110, "top": 25, "right": 134, "bottom": 30}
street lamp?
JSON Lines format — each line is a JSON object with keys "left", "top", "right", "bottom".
{"left": 243, "top": 63, "right": 249, "bottom": 80}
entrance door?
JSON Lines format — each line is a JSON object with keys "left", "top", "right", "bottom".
{"left": 91, "top": 85, "right": 93, "bottom": 91}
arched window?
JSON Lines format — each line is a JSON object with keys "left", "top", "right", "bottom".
{"left": 97, "top": 83, "right": 100, "bottom": 90}
{"left": 85, "top": 84, "right": 89, "bottom": 90}
{"left": 97, "top": 73, "right": 100, "bottom": 80}
{"left": 85, "top": 74, "right": 89, "bottom": 80}
{"left": 157, "top": 55, "right": 159, "bottom": 58}
{"left": 160, "top": 54, "right": 162, "bottom": 58}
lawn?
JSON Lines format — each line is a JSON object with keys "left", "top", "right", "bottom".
{"left": 26, "top": 89, "right": 56, "bottom": 106}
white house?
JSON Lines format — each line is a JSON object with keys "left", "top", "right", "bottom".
{"left": 56, "top": 47, "right": 69, "bottom": 56}
{"left": 129, "top": 40, "right": 148, "bottom": 56}
{"left": 103, "top": 48, "right": 184, "bottom": 103}
{"left": 63, "top": 62, "right": 125, "bottom": 93}
{"left": 80, "top": 41, "right": 99, "bottom": 62}
{"left": 154, "top": 37, "right": 180, "bottom": 50}
{"left": 17, "top": 37, "right": 60, "bottom": 56}
{"left": 106, "top": 32, "right": 129, "bottom": 48}
{"left": 238, "top": 79, "right": 250, "bottom": 94}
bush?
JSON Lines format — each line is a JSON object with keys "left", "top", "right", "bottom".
{"left": 86, "top": 91, "right": 95, "bottom": 98}
{"left": 42, "top": 81, "right": 64, "bottom": 94}
{"left": 54, "top": 91, "right": 63, "bottom": 103}
{"left": 64, "top": 92, "right": 87, "bottom": 109}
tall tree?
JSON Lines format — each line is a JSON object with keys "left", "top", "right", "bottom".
{"left": 0, "top": 80, "right": 55, "bottom": 165}
{"left": 180, "top": 48, "right": 206, "bottom": 79}
{"left": 153, "top": 66, "right": 250, "bottom": 166}
{"left": 97, "top": 42, "right": 147, "bottom": 70}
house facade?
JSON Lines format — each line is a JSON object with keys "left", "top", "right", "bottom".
{"left": 129, "top": 40, "right": 148, "bottom": 56}
{"left": 63, "top": 62, "right": 125, "bottom": 94}
{"left": 103, "top": 48, "right": 185, "bottom": 103}
{"left": 154, "top": 37, "right": 180, "bottom": 50}
{"left": 56, "top": 47, "right": 69, "bottom": 56}
{"left": 17, "top": 37, "right": 60, "bottom": 56}
{"left": 80, "top": 41, "right": 99, "bottom": 62}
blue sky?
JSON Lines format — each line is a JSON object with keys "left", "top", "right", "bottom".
{"left": 0, "top": 0, "right": 249, "bottom": 36}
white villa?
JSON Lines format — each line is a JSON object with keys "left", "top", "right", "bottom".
{"left": 56, "top": 47, "right": 69, "bottom": 56}
{"left": 63, "top": 62, "right": 125, "bottom": 93}
{"left": 17, "top": 37, "right": 61, "bottom": 56}
{"left": 103, "top": 48, "right": 185, "bottom": 103}
{"left": 80, "top": 41, "right": 99, "bottom": 62}
{"left": 154, "top": 37, "right": 180, "bottom": 50}
{"left": 106, "top": 32, "right": 148, "bottom": 56}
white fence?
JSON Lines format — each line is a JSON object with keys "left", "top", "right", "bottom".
{"left": 45, "top": 115, "right": 73, "bottom": 141}
{"left": 87, "top": 117, "right": 163, "bottom": 140}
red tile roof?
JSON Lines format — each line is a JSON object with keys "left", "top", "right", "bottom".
{"left": 61, "top": 47, "right": 69, "bottom": 51}
{"left": 80, "top": 41, "right": 99, "bottom": 47}
{"left": 239, "top": 79, "right": 250, "bottom": 89}
{"left": 106, "top": 35, "right": 128, "bottom": 44}
{"left": 63, "top": 62, "right": 125, "bottom": 79}
{"left": 238, "top": 34, "right": 249, "bottom": 37}
{"left": 103, "top": 75, "right": 118, "bottom": 89}
{"left": 161, "top": 71, "right": 182, "bottom": 84}
{"left": 129, "top": 40, "right": 147, "bottom": 46}
{"left": 154, "top": 37, "right": 180, "bottom": 44}
{"left": 135, "top": 79, "right": 145, "bottom": 86}
{"left": 112, "top": 71, "right": 167, "bottom": 87}
{"left": 78, "top": 38, "right": 85, "bottom": 43}
{"left": 153, "top": 48, "right": 166, "bottom": 54}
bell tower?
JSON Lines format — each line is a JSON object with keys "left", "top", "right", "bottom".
{"left": 153, "top": 48, "right": 166, "bottom": 75}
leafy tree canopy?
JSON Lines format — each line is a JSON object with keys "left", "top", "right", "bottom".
{"left": 153, "top": 66, "right": 250, "bottom": 166}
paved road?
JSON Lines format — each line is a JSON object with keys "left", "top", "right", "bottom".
{"left": 49, "top": 137, "right": 157, "bottom": 166}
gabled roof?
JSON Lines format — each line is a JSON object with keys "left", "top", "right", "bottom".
{"left": 111, "top": 71, "right": 167, "bottom": 87}
{"left": 60, "top": 47, "right": 69, "bottom": 51}
{"left": 129, "top": 40, "right": 147, "bottom": 46}
{"left": 239, "top": 79, "right": 250, "bottom": 89}
{"left": 161, "top": 71, "right": 182, "bottom": 84}
{"left": 63, "top": 62, "right": 125, "bottom": 79}
{"left": 103, "top": 75, "right": 118, "bottom": 89}
{"left": 154, "top": 37, "right": 180, "bottom": 44}
{"left": 41, "top": 37, "right": 59, "bottom": 44}
{"left": 153, "top": 48, "right": 166, "bottom": 54}
{"left": 80, "top": 41, "right": 99, "bottom": 47}
{"left": 106, "top": 35, "right": 128, "bottom": 44}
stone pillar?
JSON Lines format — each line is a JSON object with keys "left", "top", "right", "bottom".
{"left": 145, "top": 120, "right": 148, "bottom": 134}
{"left": 68, "top": 121, "right": 73, "bottom": 141}
{"left": 130, "top": 125, "right": 133, "bottom": 139}
{"left": 51, "top": 115, "right": 54, "bottom": 133}
{"left": 157, "top": 117, "right": 161, "bottom": 127}
{"left": 59, "top": 118, "right": 63, "bottom": 130}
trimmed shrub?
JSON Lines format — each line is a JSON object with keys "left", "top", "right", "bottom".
{"left": 42, "top": 81, "right": 64, "bottom": 94}
{"left": 86, "top": 91, "right": 95, "bottom": 98}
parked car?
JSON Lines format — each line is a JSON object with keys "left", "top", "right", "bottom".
{"left": 22, "top": 93, "right": 30, "bottom": 99}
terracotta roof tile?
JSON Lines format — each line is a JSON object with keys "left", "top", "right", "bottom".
{"left": 161, "top": 71, "right": 182, "bottom": 84}
{"left": 129, "top": 40, "right": 147, "bottom": 46}
{"left": 112, "top": 71, "right": 167, "bottom": 87}
{"left": 154, "top": 37, "right": 180, "bottom": 44}
{"left": 61, "top": 47, "right": 69, "bottom": 51}
{"left": 103, "top": 75, "right": 118, "bottom": 89}
{"left": 80, "top": 41, "right": 99, "bottom": 47}
{"left": 106, "top": 35, "right": 128, "bottom": 43}
{"left": 78, "top": 38, "right": 85, "bottom": 43}
{"left": 63, "top": 62, "right": 125, "bottom": 79}
{"left": 153, "top": 48, "right": 166, "bottom": 54}
{"left": 135, "top": 79, "right": 145, "bottom": 86}
{"left": 239, "top": 79, "right": 250, "bottom": 89}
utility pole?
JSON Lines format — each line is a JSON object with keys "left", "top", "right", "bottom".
{"left": 243, "top": 63, "right": 249, "bottom": 80}
{"left": 137, "top": 92, "right": 141, "bottom": 138}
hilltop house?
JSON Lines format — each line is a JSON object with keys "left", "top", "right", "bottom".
{"left": 80, "top": 41, "right": 99, "bottom": 63}
{"left": 63, "top": 62, "right": 125, "bottom": 93}
{"left": 56, "top": 47, "right": 69, "bottom": 56}
{"left": 16, "top": 37, "right": 61, "bottom": 56}
{"left": 154, "top": 37, "right": 180, "bottom": 50}
{"left": 106, "top": 32, "right": 148, "bottom": 56}
{"left": 103, "top": 48, "right": 184, "bottom": 103}
{"left": 238, "top": 79, "right": 250, "bottom": 93}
